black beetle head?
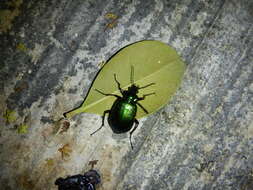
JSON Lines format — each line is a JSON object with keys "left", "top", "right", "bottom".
{"left": 127, "top": 84, "right": 139, "bottom": 95}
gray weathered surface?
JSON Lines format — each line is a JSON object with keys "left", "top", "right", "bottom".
{"left": 0, "top": 0, "right": 252, "bottom": 189}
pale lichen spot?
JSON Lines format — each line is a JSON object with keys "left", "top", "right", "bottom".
{"left": 190, "top": 12, "right": 208, "bottom": 36}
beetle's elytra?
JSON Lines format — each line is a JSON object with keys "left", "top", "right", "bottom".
{"left": 91, "top": 66, "right": 155, "bottom": 149}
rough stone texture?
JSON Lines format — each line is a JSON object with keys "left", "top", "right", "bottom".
{"left": 0, "top": 0, "right": 252, "bottom": 189}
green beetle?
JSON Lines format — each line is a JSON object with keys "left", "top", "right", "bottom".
{"left": 91, "top": 66, "right": 154, "bottom": 149}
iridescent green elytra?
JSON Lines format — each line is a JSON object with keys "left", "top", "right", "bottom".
{"left": 90, "top": 66, "right": 155, "bottom": 149}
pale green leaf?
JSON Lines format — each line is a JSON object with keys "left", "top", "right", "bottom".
{"left": 65, "top": 40, "right": 186, "bottom": 119}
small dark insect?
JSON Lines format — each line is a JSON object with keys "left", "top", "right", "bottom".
{"left": 91, "top": 66, "right": 155, "bottom": 149}
{"left": 55, "top": 169, "right": 101, "bottom": 190}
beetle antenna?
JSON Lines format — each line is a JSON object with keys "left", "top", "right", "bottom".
{"left": 139, "top": 82, "right": 155, "bottom": 89}
{"left": 130, "top": 65, "right": 134, "bottom": 85}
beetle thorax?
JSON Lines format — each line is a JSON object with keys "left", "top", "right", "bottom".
{"left": 123, "top": 85, "right": 139, "bottom": 104}
{"left": 124, "top": 95, "right": 138, "bottom": 104}
{"left": 127, "top": 85, "right": 139, "bottom": 94}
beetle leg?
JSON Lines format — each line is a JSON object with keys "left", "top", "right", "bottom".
{"left": 114, "top": 74, "right": 124, "bottom": 95}
{"left": 138, "top": 92, "right": 155, "bottom": 101}
{"left": 95, "top": 89, "right": 121, "bottom": 98}
{"left": 90, "top": 110, "right": 110, "bottom": 136}
{"left": 138, "top": 82, "right": 155, "bottom": 89}
{"left": 129, "top": 119, "right": 139, "bottom": 149}
{"left": 137, "top": 102, "right": 149, "bottom": 114}
{"left": 137, "top": 92, "right": 155, "bottom": 113}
